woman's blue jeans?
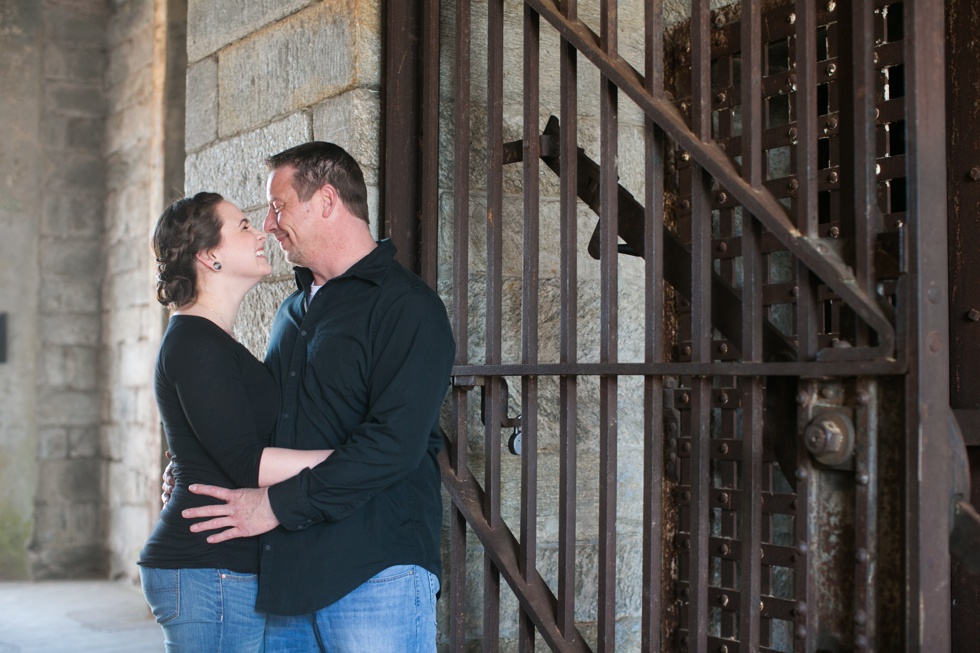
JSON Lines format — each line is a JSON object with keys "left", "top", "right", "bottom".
{"left": 264, "top": 564, "right": 439, "bottom": 652}
{"left": 140, "top": 566, "right": 266, "bottom": 652}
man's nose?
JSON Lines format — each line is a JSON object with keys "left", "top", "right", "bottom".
{"left": 263, "top": 209, "right": 277, "bottom": 233}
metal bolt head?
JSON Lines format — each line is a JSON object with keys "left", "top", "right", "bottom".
{"left": 828, "top": 171, "right": 840, "bottom": 184}
{"left": 968, "top": 308, "right": 980, "bottom": 322}
{"left": 826, "top": 62, "right": 837, "bottom": 76}
{"left": 970, "top": 167, "right": 980, "bottom": 181}
{"left": 829, "top": 226, "right": 840, "bottom": 238}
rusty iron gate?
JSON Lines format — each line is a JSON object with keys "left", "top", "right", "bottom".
{"left": 381, "top": 0, "right": 968, "bottom": 651}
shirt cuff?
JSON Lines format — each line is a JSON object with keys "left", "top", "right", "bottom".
{"left": 267, "top": 471, "right": 319, "bottom": 531}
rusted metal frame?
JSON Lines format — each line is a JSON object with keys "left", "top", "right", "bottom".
{"left": 519, "top": 5, "right": 540, "bottom": 650}
{"left": 557, "top": 0, "right": 579, "bottom": 640}
{"left": 794, "top": 0, "right": 820, "bottom": 361}
{"left": 419, "top": 0, "right": 441, "bottom": 286}
{"left": 596, "top": 2, "right": 619, "bottom": 650}
{"left": 452, "top": 358, "right": 904, "bottom": 377}
{"left": 688, "top": 1, "right": 713, "bottom": 650}
{"left": 381, "top": 0, "right": 422, "bottom": 273}
{"left": 522, "top": 0, "right": 896, "bottom": 362}
{"left": 794, "top": 380, "right": 817, "bottom": 653}
{"left": 447, "top": 1, "right": 472, "bottom": 648}
{"left": 439, "top": 447, "right": 595, "bottom": 653}
{"left": 852, "top": 378, "right": 877, "bottom": 652}
{"left": 740, "top": 1, "right": 764, "bottom": 651}
{"left": 483, "top": 0, "right": 505, "bottom": 647}
{"left": 903, "top": 0, "right": 954, "bottom": 649}
{"left": 640, "top": 2, "right": 665, "bottom": 651}
{"left": 836, "top": 0, "right": 879, "bottom": 350}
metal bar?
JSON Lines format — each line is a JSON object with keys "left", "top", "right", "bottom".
{"left": 522, "top": 0, "right": 896, "bottom": 356}
{"left": 520, "top": 5, "right": 540, "bottom": 650}
{"left": 597, "top": 2, "right": 618, "bottom": 651}
{"left": 794, "top": 380, "right": 817, "bottom": 653}
{"left": 640, "top": 0, "right": 665, "bottom": 650}
{"left": 794, "top": 0, "right": 820, "bottom": 361}
{"left": 419, "top": 0, "right": 441, "bottom": 287}
{"left": 853, "top": 378, "right": 878, "bottom": 652}
{"left": 689, "top": 1, "right": 712, "bottom": 650}
{"left": 740, "top": 0, "right": 764, "bottom": 650}
{"left": 483, "top": 0, "right": 505, "bottom": 647}
{"left": 451, "top": 358, "right": 905, "bottom": 377}
{"left": 558, "top": 0, "right": 579, "bottom": 641}
{"left": 449, "top": 2, "right": 471, "bottom": 649}
{"left": 903, "top": 0, "right": 954, "bottom": 648}
{"left": 381, "top": 0, "right": 421, "bottom": 273}
{"left": 438, "top": 447, "right": 595, "bottom": 653}
{"left": 836, "top": 0, "right": 878, "bottom": 348}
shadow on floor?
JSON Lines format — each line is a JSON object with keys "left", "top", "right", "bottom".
{"left": 0, "top": 580, "right": 163, "bottom": 653}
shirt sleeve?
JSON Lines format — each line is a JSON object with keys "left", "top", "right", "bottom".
{"left": 163, "top": 324, "right": 269, "bottom": 488}
{"left": 267, "top": 287, "right": 454, "bottom": 528}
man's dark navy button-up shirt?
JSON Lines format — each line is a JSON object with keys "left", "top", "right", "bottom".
{"left": 256, "top": 240, "right": 455, "bottom": 615}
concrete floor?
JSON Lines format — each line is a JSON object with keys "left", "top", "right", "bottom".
{"left": 0, "top": 580, "right": 164, "bottom": 652}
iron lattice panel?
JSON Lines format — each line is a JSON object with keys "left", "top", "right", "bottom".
{"left": 667, "top": 3, "right": 906, "bottom": 652}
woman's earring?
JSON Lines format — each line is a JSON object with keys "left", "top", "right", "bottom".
{"left": 213, "top": 261, "right": 222, "bottom": 271}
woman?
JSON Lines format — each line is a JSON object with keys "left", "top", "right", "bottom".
{"left": 139, "top": 192, "right": 331, "bottom": 652}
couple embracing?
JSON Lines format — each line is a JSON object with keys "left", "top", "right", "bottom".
{"left": 138, "top": 142, "right": 454, "bottom": 652}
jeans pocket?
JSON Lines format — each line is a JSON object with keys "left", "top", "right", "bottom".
{"left": 140, "top": 567, "right": 180, "bottom": 625}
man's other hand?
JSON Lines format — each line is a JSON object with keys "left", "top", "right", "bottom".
{"left": 182, "top": 485, "right": 280, "bottom": 543}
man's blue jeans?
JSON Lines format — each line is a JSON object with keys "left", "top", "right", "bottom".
{"left": 264, "top": 564, "right": 439, "bottom": 652}
{"left": 140, "top": 566, "right": 266, "bottom": 652}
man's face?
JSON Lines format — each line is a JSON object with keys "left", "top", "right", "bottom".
{"left": 264, "top": 166, "right": 317, "bottom": 269}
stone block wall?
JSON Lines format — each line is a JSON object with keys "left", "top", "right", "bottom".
{"left": 22, "top": 0, "right": 109, "bottom": 580}
{"left": 101, "top": 0, "right": 187, "bottom": 580}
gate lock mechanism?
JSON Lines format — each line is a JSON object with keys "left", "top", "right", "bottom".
{"left": 803, "top": 410, "right": 855, "bottom": 467}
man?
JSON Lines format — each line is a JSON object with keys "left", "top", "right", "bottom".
{"left": 182, "top": 142, "right": 455, "bottom": 652}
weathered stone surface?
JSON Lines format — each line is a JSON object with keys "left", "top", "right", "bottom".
{"left": 185, "top": 112, "right": 311, "bottom": 210}
{"left": 185, "top": 56, "right": 218, "bottom": 152}
{"left": 217, "top": 3, "right": 358, "bottom": 137}
{"left": 187, "top": 0, "right": 316, "bottom": 63}
{"left": 312, "top": 87, "right": 381, "bottom": 186}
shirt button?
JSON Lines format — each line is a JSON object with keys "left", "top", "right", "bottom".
{"left": 264, "top": 544, "right": 271, "bottom": 551}
{"left": 300, "top": 330, "right": 307, "bottom": 337}
{"left": 290, "top": 370, "right": 297, "bottom": 377}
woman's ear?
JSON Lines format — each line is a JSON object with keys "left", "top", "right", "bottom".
{"left": 194, "top": 250, "right": 215, "bottom": 269}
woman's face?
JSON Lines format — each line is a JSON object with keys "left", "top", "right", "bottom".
{"left": 212, "top": 200, "right": 272, "bottom": 282}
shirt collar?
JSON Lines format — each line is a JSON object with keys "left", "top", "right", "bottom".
{"left": 292, "top": 239, "right": 396, "bottom": 293}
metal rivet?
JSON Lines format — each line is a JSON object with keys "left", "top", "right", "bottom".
{"left": 714, "top": 14, "right": 726, "bottom": 28}
{"left": 681, "top": 490, "right": 692, "bottom": 501}
{"left": 718, "top": 492, "right": 729, "bottom": 504}
{"left": 681, "top": 441, "right": 692, "bottom": 453}
{"left": 717, "top": 191, "right": 728, "bottom": 204}
{"left": 788, "top": 126, "right": 798, "bottom": 140}
{"left": 680, "top": 392, "right": 691, "bottom": 404}
{"left": 855, "top": 635, "right": 868, "bottom": 650}
{"left": 795, "top": 624, "right": 808, "bottom": 639}
{"left": 719, "top": 543, "right": 730, "bottom": 555}
{"left": 682, "top": 539, "right": 692, "bottom": 550}
{"left": 788, "top": 178, "right": 799, "bottom": 191}
{"left": 856, "top": 548, "right": 869, "bottom": 563}
{"left": 680, "top": 151, "right": 691, "bottom": 162}
{"left": 795, "top": 601, "right": 808, "bottom": 616}
{"left": 787, "top": 12, "right": 796, "bottom": 24}
{"left": 969, "top": 167, "right": 980, "bottom": 181}
{"left": 718, "top": 343, "right": 729, "bottom": 354}
{"left": 857, "top": 391, "right": 870, "bottom": 405}
{"left": 967, "top": 308, "right": 980, "bottom": 322}
{"left": 829, "top": 226, "right": 840, "bottom": 238}
{"left": 719, "top": 443, "right": 729, "bottom": 454}
{"left": 796, "top": 468, "right": 808, "bottom": 480}
{"left": 679, "top": 199, "right": 691, "bottom": 211}
{"left": 797, "top": 541, "right": 808, "bottom": 554}
{"left": 717, "top": 241, "right": 729, "bottom": 254}
{"left": 797, "top": 391, "right": 810, "bottom": 406}
{"left": 790, "top": 285, "right": 799, "bottom": 297}
{"left": 820, "top": 385, "right": 836, "bottom": 399}
{"left": 718, "top": 392, "right": 729, "bottom": 405}
{"left": 857, "top": 472, "right": 870, "bottom": 486}
{"left": 826, "top": 63, "right": 837, "bottom": 76}
{"left": 828, "top": 171, "right": 840, "bottom": 184}
{"left": 719, "top": 594, "right": 729, "bottom": 607}
{"left": 668, "top": 421, "right": 679, "bottom": 434}
{"left": 716, "top": 91, "right": 727, "bottom": 105}
{"left": 855, "top": 609, "right": 868, "bottom": 625}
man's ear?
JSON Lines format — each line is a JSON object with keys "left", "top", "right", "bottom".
{"left": 320, "top": 184, "right": 338, "bottom": 218}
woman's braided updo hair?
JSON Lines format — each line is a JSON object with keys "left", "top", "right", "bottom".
{"left": 153, "top": 192, "right": 224, "bottom": 308}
